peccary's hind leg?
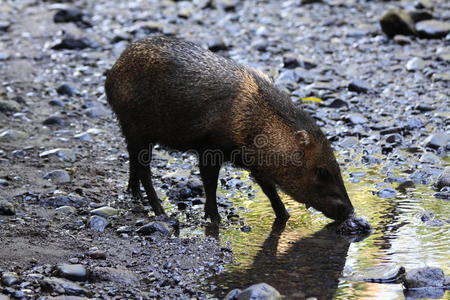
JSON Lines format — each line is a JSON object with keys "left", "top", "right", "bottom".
{"left": 252, "top": 173, "right": 290, "bottom": 220}
{"left": 127, "top": 144, "right": 143, "bottom": 200}
{"left": 128, "top": 143, "right": 165, "bottom": 216}
{"left": 199, "top": 159, "right": 221, "bottom": 224}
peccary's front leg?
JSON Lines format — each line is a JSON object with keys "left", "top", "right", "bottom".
{"left": 198, "top": 160, "right": 221, "bottom": 224}
{"left": 252, "top": 174, "right": 290, "bottom": 220}
{"left": 128, "top": 143, "right": 165, "bottom": 216}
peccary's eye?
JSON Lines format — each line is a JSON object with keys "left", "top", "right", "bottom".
{"left": 316, "top": 167, "right": 331, "bottom": 181}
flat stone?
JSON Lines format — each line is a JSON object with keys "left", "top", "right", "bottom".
{"left": 394, "top": 35, "right": 412, "bottom": 45}
{"left": 90, "top": 206, "right": 118, "bottom": 218}
{"left": 0, "top": 200, "right": 15, "bottom": 215}
{"left": 416, "top": 20, "right": 450, "bottom": 39}
{"left": 55, "top": 206, "right": 77, "bottom": 215}
{"left": 404, "top": 267, "right": 446, "bottom": 288}
{"left": 44, "top": 170, "right": 71, "bottom": 184}
{"left": 55, "top": 264, "right": 88, "bottom": 282}
{"left": 39, "top": 148, "right": 76, "bottom": 162}
{"left": 344, "top": 113, "right": 368, "bottom": 125}
{"left": 73, "top": 132, "right": 93, "bottom": 142}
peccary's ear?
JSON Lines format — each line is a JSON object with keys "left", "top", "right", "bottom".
{"left": 295, "top": 130, "right": 311, "bottom": 147}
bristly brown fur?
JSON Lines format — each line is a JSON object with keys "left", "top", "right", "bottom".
{"left": 105, "top": 36, "right": 354, "bottom": 222}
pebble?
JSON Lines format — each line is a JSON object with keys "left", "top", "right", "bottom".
{"left": 43, "top": 170, "right": 71, "bottom": 184}
{"left": 41, "top": 194, "right": 86, "bottom": 208}
{"left": 0, "top": 99, "right": 20, "bottom": 113}
{"left": 344, "top": 113, "right": 368, "bottom": 125}
{"left": 53, "top": 8, "right": 83, "bottom": 23}
{"left": 56, "top": 84, "right": 77, "bottom": 97}
{"left": 90, "top": 206, "right": 118, "bottom": 217}
{"left": 0, "top": 129, "right": 27, "bottom": 141}
{"left": 348, "top": 79, "right": 371, "bottom": 93}
{"left": 52, "top": 37, "right": 93, "bottom": 50}
{"left": 55, "top": 264, "right": 88, "bottom": 282}
{"left": 40, "top": 277, "right": 89, "bottom": 296}
{"left": 87, "top": 248, "right": 106, "bottom": 259}
{"left": 406, "top": 57, "right": 427, "bottom": 71}
{"left": 393, "top": 35, "right": 412, "bottom": 45}
{"left": 207, "top": 38, "right": 229, "bottom": 52}
{"left": 85, "top": 106, "right": 109, "bottom": 118}
{"left": 39, "top": 148, "right": 76, "bottom": 162}
{"left": 379, "top": 9, "right": 416, "bottom": 38}
{"left": 43, "top": 116, "right": 65, "bottom": 126}
{"left": 73, "top": 132, "right": 93, "bottom": 142}
{"left": 137, "top": 221, "right": 171, "bottom": 236}
{"left": 1, "top": 272, "right": 19, "bottom": 286}
{"left": 336, "top": 216, "right": 372, "bottom": 235}
{"left": 415, "top": 20, "right": 450, "bottom": 39}
{"left": 282, "top": 54, "right": 316, "bottom": 70}
{"left": 225, "top": 283, "right": 281, "bottom": 300}
{"left": 0, "top": 200, "right": 15, "bottom": 215}
{"left": 0, "top": 21, "right": 10, "bottom": 32}
{"left": 89, "top": 215, "right": 109, "bottom": 232}
{"left": 423, "top": 133, "right": 449, "bottom": 149}
{"left": 404, "top": 267, "right": 446, "bottom": 288}
{"left": 55, "top": 205, "right": 77, "bottom": 214}
{"left": 436, "top": 167, "right": 450, "bottom": 189}
{"left": 375, "top": 188, "right": 397, "bottom": 198}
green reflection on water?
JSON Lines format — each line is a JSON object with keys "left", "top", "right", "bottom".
{"left": 215, "top": 158, "right": 450, "bottom": 299}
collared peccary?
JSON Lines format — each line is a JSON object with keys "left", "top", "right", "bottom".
{"left": 105, "top": 36, "right": 354, "bottom": 223}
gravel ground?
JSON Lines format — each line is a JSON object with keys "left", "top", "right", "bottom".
{"left": 0, "top": 0, "right": 449, "bottom": 299}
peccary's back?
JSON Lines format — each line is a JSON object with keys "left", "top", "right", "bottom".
{"left": 105, "top": 36, "right": 246, "bottom": 150}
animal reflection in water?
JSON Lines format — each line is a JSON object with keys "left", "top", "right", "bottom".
{"left": 212, "top": 220, "right": 369, "bottom": 299}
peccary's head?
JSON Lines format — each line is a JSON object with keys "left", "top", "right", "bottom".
{"left": 267, "top": 128, "right": 355, "bottom": 221}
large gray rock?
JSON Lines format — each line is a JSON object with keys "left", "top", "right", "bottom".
{"left": 404, "top": 267, "right": 446, "bottom": 288}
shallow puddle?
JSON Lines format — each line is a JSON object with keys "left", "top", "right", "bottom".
{"left": 201, "top": 160, "right": 450, "bottom": 299}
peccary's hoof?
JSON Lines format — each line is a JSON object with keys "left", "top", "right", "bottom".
{"left": 336, "top": 216, "right": 372, "bottom": 235}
